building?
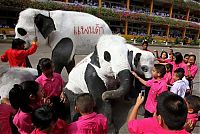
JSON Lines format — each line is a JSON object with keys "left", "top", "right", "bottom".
{"left": 0, "top": 0, "right": 199, "bottom": 43}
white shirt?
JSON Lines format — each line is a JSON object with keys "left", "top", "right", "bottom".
{"left": 170, "top": 80, "right": 187, "bottom": 98}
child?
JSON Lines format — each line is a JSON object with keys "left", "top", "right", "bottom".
{"left": 36, "top": 58, "right": 65, "bottom": 100}
{"left": 66, "top": 93, "right": 108, "bottom": 134}
{"left": 184, "top": 95, "right": 200, "bottom": 133}
{"left": 171, "top": 52, "right": 188, "bottom": 84}
{"left": 128, "top": 91, "right": 188, "bottom": 134}
{"left": 31, "top": 105, "right": 66, "bottom": 134}
{"left": 157, "top": 51, "right": 168, "bottom": 63}
{"left": 183, "top": 54, "right": 189, "bottom": 64}
{"left": 164, "top": 64, "right": 172, "bottom": 85}
{"left": 170, "top": 68, "right": 187, "bottom": 98}
{"left": 185, "top": 54, "right": 198, "bottom": 90}
{"left": 132, "top": 64, "right": 167, "bottom": 118}
{"left": 0, "top": 38, "right": 37, "bottom": 67}
{"left": 9, "top": 81, "right": 44, "bottom": 134}
{"left": 141, "top": 41, "right": 151, "bottom": 52}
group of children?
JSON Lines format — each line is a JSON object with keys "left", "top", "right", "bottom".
{"left": 0, "top": 39, "right": 199, "bottom": 133}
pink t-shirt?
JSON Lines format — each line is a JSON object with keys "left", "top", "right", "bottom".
{"left": 36, "top": 73, "right": 64, "bottom": 98}
{"left": 13, "top": 110, "right": 34, "bottom": 134}
{"left": 186, "top": 64, "right": 198, "bottom": 80}
{"left": 145, "top": 78, "right": 168, "bottom": 113}
{"left": 164, "top": 71, "right": 172, "bottom": 85}
{"left": 186, "top": 113, "right": 198, "bottom": 129}
{"left": 66, "top": 112, "right": 108, "bottom": 134}
{"left": 0, "top": 104, "right": 16, "bottom": 134}
{"left": 128, "top": 117, "right": 189, "bottom": 134}
{"left": 31, "top": 119, "right": 66, "bottom": 134}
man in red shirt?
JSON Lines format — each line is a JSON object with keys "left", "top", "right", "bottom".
{"left": 1, "top": 38, "right": 38, "bottom": 67}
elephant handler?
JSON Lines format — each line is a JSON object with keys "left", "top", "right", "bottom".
{"left": 0, "top": 38, "right": 38, "bottom": 67}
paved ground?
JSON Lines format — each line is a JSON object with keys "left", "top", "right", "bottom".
{"left": 0, "top": 43, "right": 199, "bottom": 133}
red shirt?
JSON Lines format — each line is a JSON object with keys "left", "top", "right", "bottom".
{"left": 1, "top": 43, "right": 37, "bottom": 67}
{"left": 66, "top": 112, "right": 108, "bottom": 134}
{"left": 128, "top": 116, "right": 189, "bottom": 134}
{"left": 0, "top": 104, "right": 16, "bottom": 134}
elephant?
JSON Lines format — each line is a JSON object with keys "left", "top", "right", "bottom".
{"left": 14, "top": 8, "right": 112, "bottom": 73}
{"left": 64, "top": 35, "right": 133, "bottom": 133}
{"left": 0, "top": 67, "right": 38, "bottom": 101}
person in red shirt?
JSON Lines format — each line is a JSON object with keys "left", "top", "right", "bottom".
{"left": 1, "top": 38, "right": 38, "bottom": 67}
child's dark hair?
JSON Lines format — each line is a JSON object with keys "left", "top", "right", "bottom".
{"left": 184, "top": 54, "right": 189, "bottom": 58}
{"left": 156, "top": 91, "right": 187, "bottom": 130}
{"left": 12, "top": 38, "right": 26, "bottom": 49}
{"left": 160, "top": 51, "right": 168, "bottom": 58}
{"left": 37, "top": 58, "right": 52, "bottom": 75}
{"left": 142, "top": 41, "right": 148, "bottom": 46}
{"left": 175, "top": 52, "right": 183, "bottom": 64}
{"left": 9, "top": 81, "right": 40, "bottom": 112}
{"left": 189, "top": 54, "right": 196, "bottom": 61}
{"left": 75, "top": 93, "right": 95, "bottom": 114}
{"left": 174, "top": 68, "right": 185, "bottom": 80}
{"left": 166, "top": 64, "right": 173, "bottom": 73}
{"left": 32, "top": 105, "right": 58, "bottom": 131}
{"left": 185, "top": 95, "right": 200, "bottom": 113}
{"left": 154, "top": 64, "right": 166, "bottom": 78}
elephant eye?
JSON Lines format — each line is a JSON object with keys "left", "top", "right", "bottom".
{"left": 104, "top": 51, "right": 111, "bottom": 62}
{"left": 141, "top": 65, "right": 149, "bottom": 72}
{"left": 17, "top": 28, "right": 27, "bottom": 36}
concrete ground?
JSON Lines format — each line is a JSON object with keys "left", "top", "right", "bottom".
{"left": 0, "top": 43, "right": 199, "bottom": 133}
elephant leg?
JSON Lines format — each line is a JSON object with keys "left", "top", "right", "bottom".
{"left": 84, "top": 64, "right": 116, "bottom": 133}
{"left": 63, "top": 88, "right": 79, "bottom": 122}
{"left": 52, "top": 38, "right": 74, "bottom": 74}
{"left": 65, "top": 56, "right": 75, "bottom": 74}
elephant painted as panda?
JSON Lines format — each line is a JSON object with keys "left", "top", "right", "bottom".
{"left": 64, "top": 35, "right": 133, "bottom": 132}
{"left": 64, "top": 37, "right": 155, "bottom": 132}
{"left": 15, "top": 8, "right": 112, "bottom": 73}
{"left": 0, "top": 67, "right": 38, "bottom": 101}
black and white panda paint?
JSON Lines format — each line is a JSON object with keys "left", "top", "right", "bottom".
{"left": 15, "top": 8, "right": 112, "bottom": 74}
{"left": 64, "top": 35, "right": 133, "bottom": 132}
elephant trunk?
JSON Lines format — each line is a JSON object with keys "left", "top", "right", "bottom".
{"left": 102, "top": 69, "right": 133, "bottom": 101}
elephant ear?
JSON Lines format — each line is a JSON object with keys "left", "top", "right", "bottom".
{"left": 134, "top": 53, "right": 141, "bottom": 68}
{"left": 34, "top": 14, "right": 56, "bottom": 39}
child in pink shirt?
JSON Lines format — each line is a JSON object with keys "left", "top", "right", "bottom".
{"left": 9, "top": 81, "right": 44, "bottom": 134}
{"left": 184, "top": 95, "right": 200, "bottom": 133}
{"left": 31, "top": 105, "right": 66, "bottom": 134}
{"left": 132, "top": 64, "right": 168, "bottom": 117}
{"left": 164, "top": 64, "right": 172, "bottom": 85}
{"left": 128, "top": 91, "right": 189, "bottom": 134}
{"left": 36, "top": 58, "right": 65, "bottom": 99}
{"left": 66, "top": 93, "right": 108, "bottom": 134}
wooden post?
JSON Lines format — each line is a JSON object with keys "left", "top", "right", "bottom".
{"left": 186, "top": 8, "right": 190, "bottom": 21}
{"left": 125, "top": 21, "right": 128, "bottom": 35}
{"left": 150, "top": 0, "right": 153, "bottom": 15}
{"left": 182, "top": 28, "right": 186, "bottom": 39}
{"left": 64, "top": 0, "right": 68, "bottom": 2}
{"left": 169, "top": 2, "right": 173, "bottom": 18}
{"left": 127, "top": 0, "right": 130, "bottom": 10}
{"left": 98, "top": 0, "right": 102, "bottom": 8}
{"left": 196, "top": 29, "right": 200, "bottom": 40}
{"left": 147, "top": 23, "right": 151, "bottom": 36}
